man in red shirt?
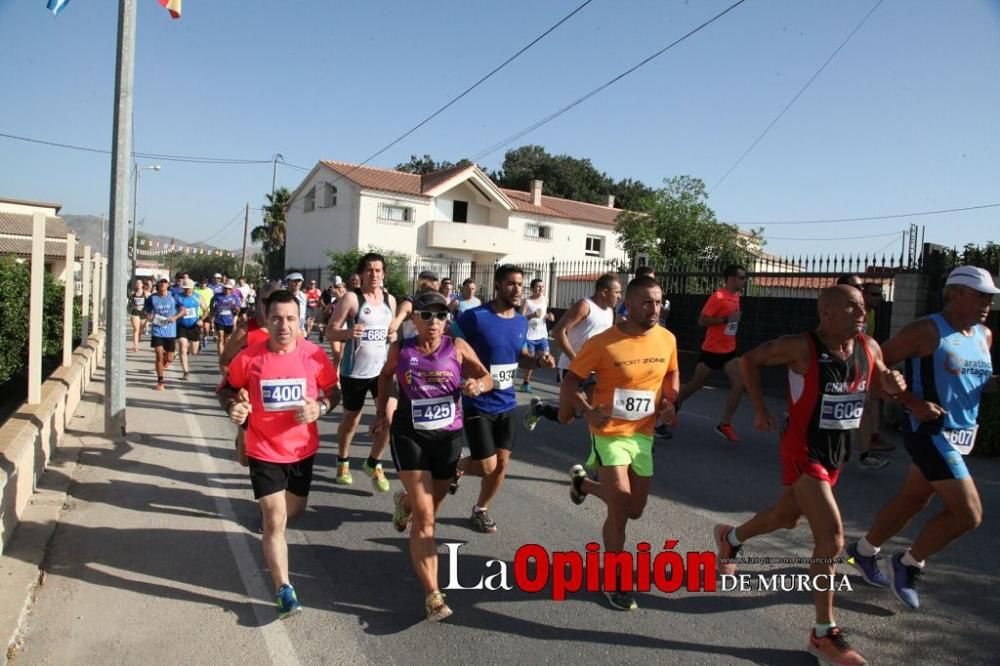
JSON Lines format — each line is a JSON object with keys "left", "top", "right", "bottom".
{"left": 677, "top": 264, "right": 747, "bottom": 442}
{"left": 218, "top": 289, "right": 340, "bottom": 619}
{"left": 304, "top": 279, "right": 323, "bottom": 340}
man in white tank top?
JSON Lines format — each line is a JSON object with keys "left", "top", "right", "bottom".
{"left": 325, "top": 252, "right": 397, "bottom": 492}
{"left": 524, "top": 273, "right": 621, "bottom": 429}
{"left": 519, "top": 278, "right": 555, "bottom": 393}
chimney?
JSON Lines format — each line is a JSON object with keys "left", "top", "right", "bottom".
{"left": 607, "top": 194, "right": 615, "bottom": 208}
{"left": 530, "top": 179, "right": 543, "bottom": 206}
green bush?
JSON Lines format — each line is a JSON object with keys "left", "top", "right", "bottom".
{"left": 0, "top": 257, "right": 80, "bottom": 384}
{"left": 975, "top": 392, "right": 1000, "bottom": 457}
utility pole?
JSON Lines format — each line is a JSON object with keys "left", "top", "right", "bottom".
{"left": 105, "top": 0, "right": 137, "bottom": 438}
{"left": 271, "top": 153, "right": 284, "bottom": 199}
{"left": 240, "top": 201, "right": 249, "bottom": 277}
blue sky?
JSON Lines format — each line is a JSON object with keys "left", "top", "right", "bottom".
{"left": 1, "top": 0, "right": 997, "bottom": 259}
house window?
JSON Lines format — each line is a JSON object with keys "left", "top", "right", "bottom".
{"left": 320, "top": 183, "right": 337, "bottom": 208}
{"left": 377, "top": 202, "right": 414, "bottom": 225}
{"left": 452, "top": 200, "right": 468, "bottom": 223}
{"left": 304, "top": 186, "right": 316, "bottom": 212}
{"left": 524, "top": 223, "right": 551, "bottom": 241}
{"left": 585, "top": 235, "right": 604, "bottom": 256}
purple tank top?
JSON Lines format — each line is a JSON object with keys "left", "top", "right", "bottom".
{"left": 396, "top": 336, "right": 464, "bottom": 432}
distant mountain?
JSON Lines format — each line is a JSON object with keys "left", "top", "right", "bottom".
{"left": 61, "top": 214, "right": 236, "bottom": 254}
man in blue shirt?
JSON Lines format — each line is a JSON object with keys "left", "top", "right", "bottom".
{"left": 211, "top": 280, "right": 242, "bottom": 357}
{"left": 451, "top": 264, "right": 555, "bottom": 532}
{"left": 175, "top": 278, "right": 206, "bottom": 380}
{"left": 144, "top": 278, "right": 184, "bottom": 390}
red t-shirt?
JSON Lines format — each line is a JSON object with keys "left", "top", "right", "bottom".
{"left": 227, "top": 339, "right": 337, "bottom": 463}
{"left": 245, "top": 317, "right": 269, "bottom": 347}
{"left": 700, "top": 288, "right": 740, "bottom": 354}
{"left": 305, "top": 288, "right": 322, "bottom": 309}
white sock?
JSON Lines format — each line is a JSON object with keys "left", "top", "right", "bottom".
{"left": 813, "top": 622, "right": 836, "bottom": 637}
{"left": 727, "top": 528, "right": 742, "bottom": 548}
{"left": 901, "top": 549, "right": 925, "bottom": 569}
{"left": 857, "top": 536, "right": 879, "bottom": 557}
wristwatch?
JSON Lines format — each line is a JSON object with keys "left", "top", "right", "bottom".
{"left": 318, "top": 401, "right": 329, "bottom": 416}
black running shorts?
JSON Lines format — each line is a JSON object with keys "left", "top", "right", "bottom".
{"left": 341, "top": 376, "right": 379, "bottom": 412}
{"left": 464, "top": 406, "right": 516, "bottom": 460}
{"left": 247, "top": 454, "right": 316, "bottom": 499}
{"left": 389, "top": 425, "right": 462, "bottom": 480}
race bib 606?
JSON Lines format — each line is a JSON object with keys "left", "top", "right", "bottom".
{"left": 612, "top": 388, "right": 656, "bottom": 421}
{"left": 818, "top": 393, "right": 864, "bottom": 430}
{"left": 261, "top": 378, "right": 307, "bottom": 412}
{"left": 490, "top": 363, "right": 518, "bottom": 390}
{"left": 411, "top": 396, "right": 456, "bottom": 430}
{"left": 942, "top": 425, "right": 978, "bottom": 455}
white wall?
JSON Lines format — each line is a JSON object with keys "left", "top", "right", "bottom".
{"left": 358, "top": 192, "right": 431, "bottom": 256}
{"left": 506, "top": 213, "right": 618, "bottom": 262}
{"left": 284, "top": 170, "right": 359, "bottom": 270}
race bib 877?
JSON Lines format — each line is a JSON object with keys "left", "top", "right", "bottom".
{"left": 260, "top": 378, "right": 307, "bottom": 412}
{"left": 612, "top": 388, "right": 656, "bottom": 421}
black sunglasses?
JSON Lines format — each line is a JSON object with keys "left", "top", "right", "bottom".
{"left": 415, "top": 310, "right": 449, "bottom": 321}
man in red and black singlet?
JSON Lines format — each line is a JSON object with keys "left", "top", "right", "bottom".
{"left": 712, "top": 285, "right": 905, "bottom": 666}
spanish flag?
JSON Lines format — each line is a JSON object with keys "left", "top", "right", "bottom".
{"left": 159, "top": 0, "right": 181, "bottom": 19}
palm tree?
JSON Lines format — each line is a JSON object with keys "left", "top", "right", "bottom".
{"left": 252, "top": 187, "right": 290, "bottom": 278}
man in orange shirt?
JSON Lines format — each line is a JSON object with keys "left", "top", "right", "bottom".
{"left": 677, "top": 264, "right": 747, "bottom": 442}
{"left": 558, "top": 276, "right": 679, "bottom": 611}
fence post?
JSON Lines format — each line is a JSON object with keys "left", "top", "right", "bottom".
{"left": 100, "top": 256, "right": 108, "bottom": 323}
{"left": 63, "top": 233, "right": 77, "bottom": 367}
{"left": 92, "top": 252, "right": 102, "bottom": 331}
{"left": 548, "top": 258, "right": 558, "bottom": 309}
{"left": 28, "top": 212, "right": 46, "bottom": 404}
{"left": 80, "top": 244, "right": 92, "bottom": 339}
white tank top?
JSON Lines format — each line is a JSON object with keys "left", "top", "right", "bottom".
{"left": 558, "top": 297, "right": 614, "bottom": 370}
{"left": 341, "top": 289, "right": 393, "bottom": 379}
{"left": 524, "top": 297, "right": 548, "bottom": 341}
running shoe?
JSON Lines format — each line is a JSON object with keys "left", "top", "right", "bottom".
{"left": 569, "top": 464, "right": 588, "bottom": 505}
{"left": 154, "top": 382, "right": 165, "bottom": 392}
{"left": 888, "top": 553, "right": 921, "bottom": 609}
{"left": 713, "top": 523, "right": 741, "bottom": 576}
{"left": 716, "top": 423, "right": 741, "bottom": 442}
{"left": 182, "top": 371, "right": 190, "bottom": 381}
{"left": 603, "top": 590, "right": 638, "bottom": 611}
{"left": 844, "top": 541, "right": 889, "bottom": 588}
{"left": 807, "top": 626, "right": 867, "bottom": 665}
{"left": 522, "top": 397, "right": 542, "bottom": 432}
{"left": 858, "top": 453, "right": 888, "bottom": 470}
{"left": 654, "top": 423, "right": 673, "bottom": 440}
{"left": 363, "top": 461, "right": 390, "bottom": 493}
{"left": 425, "top": 591, "right": 453, "bottom": 622}
{"left": 276, "top": 583, "right": 302, "bottom": 619}
{"left": 334, "top": 461, "right": 353, "bottom": 485}
{"left": 519, "top": 382, "right": 534, "bottom": 394}
{"left": 448, "top": 470, "right": 464, "bottom": 495}
{"left": 392, "top": 489, "right": 411, "bottom": 532}
{"left": 471, "top": 507, "right": 497, "bottom": 534}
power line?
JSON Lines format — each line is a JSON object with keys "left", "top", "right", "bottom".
{"left": 763, "top": 230, "right": 901, "bottom": 241}
{"left": 728, "top": 202, "right": 1000, "bottom": 226}
{"left": 0, "top": 130, "right": 272, "bottom": 165}
{"left": 709, "top": 0, "right": 884, "bottom": 193}
{"left": 469, "top": 0, "right": 749, "bottom": 162}
{"left": 191, "top": 207, "right": 251, "bottom": 245}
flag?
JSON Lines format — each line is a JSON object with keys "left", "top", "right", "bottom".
{"left": 47, "top": 0, "right": 71, "bottom": 16}
{"left": 159, "top": 0, "right": 181, "bottom": 19}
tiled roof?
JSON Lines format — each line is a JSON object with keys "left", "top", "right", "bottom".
{"left": 419, "top": 163, "right": 476, "bottom": 193}
{"left": 0, "top": 236, "right": 85, "bottom": 259}
{"left": 502, "top": 189, "right": 621, "bottom": 227}
{"left": 321, "top": 161, "right": 425, "bottom": 197}
{"left": 0, "top": 196, "right": 62, "bottom": 212}
{"left": 0, "top": 212, "right": 72, "bottom": 238}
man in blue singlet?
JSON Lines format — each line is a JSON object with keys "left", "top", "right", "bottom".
{"left": 847, "top": 266, "right": 998, "bottom": 610}
{"left": 212, "top": 280, "right": 242, "bottom": 357}
{"left": 144, "top": 278, "right": 184, "bottom": 390}
{"left": 450, "top": 264, "right": 555, "bottom": 533}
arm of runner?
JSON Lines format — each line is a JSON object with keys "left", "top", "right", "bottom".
{"left": 880, "top": 319, "right": 947, "bottom": 420}
{"left": 697, "top": 295, "right": 730, "bottom": 327}
{"left": 518, "top": 344, "right": 555, "bottom": 369}
{"left": 453, "top": 337, "right": 493, "bottom": 397}
{"left": 219, "top": 321, "right": 249, "bottom": 370}
{"left": 659, "top": 345, "right": 681, "bottom": 423}
{"left": 740, "top": 334, "right": 810, "bottom": 432}
{"left": 558, "top": 369, "right": 609, "bottom": 428}
{"left": 370, "top": 341, "right": 400, "bottom": 439}
{"left": 389, "top": 299, "right": 412, "bottom": 338}
{"left": 218, "top": 354, "right": 251, "bottom": 425}
{"left": 552, "top": 299, "right": 589, "bottom": 362}
{"left": 325, "top": 291, "right": 361, "bottom": 343}
{"left": 294, "top": 348, "right": 339, "bottom": 425}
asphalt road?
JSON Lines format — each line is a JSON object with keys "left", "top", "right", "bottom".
{"left": 10, "top": 340, "right": 999, "bottom": 665}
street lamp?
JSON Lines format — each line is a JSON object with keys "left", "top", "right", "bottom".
{"left": 271, "top": 153, "right": 284, "bottom": 199}
{"left": 129, "top": 163, "right": 160, "bottom": 284}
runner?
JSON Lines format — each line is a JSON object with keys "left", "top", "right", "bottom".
{"left": 389, "top": 271, "right": 440, "bottom": 342}
{"left": 438, "top": 277, "right": 456, "bottom": 306}
{"left": 370, "top": 290, "right": 493, "bottom": 622}
{"left": 522, "top": 273, "right": 621, "bottom": 430}
{"left": 175, "top": 278, "right": 205, "bottom": 380}
{"left": 168, "top": 271, "right": 186, "bottom": 299}
{"left": 348, "top": 273, "right": 362, "bottom": 290}
{"left": 320, "top": 278, "right": 341, "bottom": 331}
{"left": 129, "top": 279, "right": 148, "bottom": 352}
{"left": 713, "top": 285, "right": 905, "bottom": 665}
{"left": 450, "top": 264, "right": 556, "bottom": 533}
{"left": 210, "top": 272, "right": 225, "bottom": 296}
{"left": 211, "top": 280, "right": 242, "bottom": 356}
{"left": 285, "top": 272, "right": 308, "bottom": 329}
{"left": 325, "top": 252, "right": 396, "bottom": 492}
{"left": 558, "top": 275, "right": 678, "bottom": 611}
{"left": 676, "top": 264, "right": 748, "bottom": 442}
{"left": 304, "top": 279, "right": 323, "bottom": 339}
{"left": 519, "top": 278, "right": 554, "bottom": 394}
{"left": 846, "top": 266, "right": 996, "bottom": 611}
{"left": 194, "top": 278, "right": 215, "bottom": 349}
{"left": 449, "top": 278, "right": 481, "bottom": 315}
{"left": 144, "top": 278, "right": 184, "bottom": 391}
{"left": 616, "top": 266, "right": 656, "bottom": 323}
{"left": 218, "top": 289, "right": 339, "bottom": 619}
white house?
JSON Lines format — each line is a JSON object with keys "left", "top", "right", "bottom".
{"left": 0, "top": 197, "right": 85, "bottom": 282}
{"left": 284, "top": 161, "right": 625, "bottom": 283}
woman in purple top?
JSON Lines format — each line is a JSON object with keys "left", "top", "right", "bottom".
{"left": 371, "top": 290, "right": 493, "bottom": 623}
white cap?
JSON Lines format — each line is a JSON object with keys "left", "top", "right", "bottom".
{"left": 945, "top": 266, "right": 1000, "bottom": 295}
{"left": 333, "top": 275, "right": 344, "bottom": 285}
{"left": 225, "top": 279, "right": 236, "bottom": 288}
{"left": 285, "top": 272, "right": 304, "bottom": 282}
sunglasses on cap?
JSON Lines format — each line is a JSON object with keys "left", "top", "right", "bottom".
{"left": 415, "top": 311, "right": 449, "bottom": 322}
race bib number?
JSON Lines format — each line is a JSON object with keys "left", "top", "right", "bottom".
{"left": 490, "top": 363, "right": 518, "bottom": 391}
{"left": 724, "top": 321, "right": 739, "bottom": 336}
{"left": 184, "top": 307, "right": 197, "bottom": 319}
{"left": 818, "top": 393, "right": 864, "bottom": 430}
{"left": 360, "top": 327, "right": 388, "bottom": 347}
{"left": 153, "top": 315, "right": 171, "bottom": 327}
{"left": 218, "top": 308, "right": 232, "bottom": 317}
{"left": 411, "top": 396, "right": 456, "bottom": 431}
{"left": 612, "top": 388, "right": 656, "bottom": 421}
{"left": 260, "top": 378, "right": 306, "bottom": 412}
{"left": 942, "top": 425, "right": 978, "bottom": 455}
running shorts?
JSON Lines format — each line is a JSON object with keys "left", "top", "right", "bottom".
{"left": 151, "top": 336, "right": 176, "bottom": 353}
{"left": 341, "top": 375, "right": 379, "bottom": 412}
{"left": 247, "top": 455, "right": 315, "bottom": 499}
{"left": 903, "top": 430, "right": 970, "bottom": 482}
{"left": 389, "top": 426, "right": 462, "bottom": 480}
{"left": 587, "top": 433, "right": 653, "bottom": 477}
{"left": 698, "top": 349, "right": 738, "bottom": 371}
{"left": 464, "top": 406, "right": 516, "bottom": 460}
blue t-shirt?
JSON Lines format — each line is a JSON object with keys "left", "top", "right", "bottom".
{"left": 168, "top": 284, "right": 185, "bottom": 299}
{"left": 212, "top": 293, "right": 240, "bottom": 327}
{"left": 144, "top": 293, "right": 181, "bottom": 338}
{"left": 452, "top": 303, "right": 528, "bottom": 414}
{"left": 210, "top": 283, "right": 225, "bottom": 296}
{"left": 178, "top": 294, "right": 203, "bottom": 328}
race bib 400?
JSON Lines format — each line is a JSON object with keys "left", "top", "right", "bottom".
{"left": 261, "top": 378, "right": 307, "bottom": 412}
{"left": 819, "top": 393, "right": 864, "bottom": 430}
